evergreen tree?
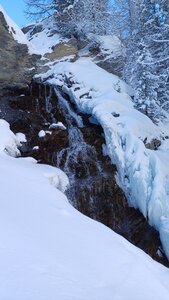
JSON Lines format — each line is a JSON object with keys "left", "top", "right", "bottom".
{"left": 124, "top": 0, "right": 169, "bottom": 120}
{"left": 55, "top": 0, "right": 77, "bottom": 36}
{"left": 55, "top": 0, "right": 110, "bottom": 37}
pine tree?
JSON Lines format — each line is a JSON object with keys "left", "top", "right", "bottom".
{"left": 124, "top": 0, "right": 169, "bottom": 121}
{"left": 55, "top": 0, "right": 77, "bottom": 36}
{"left": 55, "top": 0, "right": 110, "bottom": 37}
{"left": 83, "top": 0, "right": 109, "bottom": 36}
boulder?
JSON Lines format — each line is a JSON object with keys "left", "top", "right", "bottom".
{"left": 22, "top": 24, "right": 43, "bottom": 36}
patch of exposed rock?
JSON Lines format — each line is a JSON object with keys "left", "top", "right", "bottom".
{"left": 44, "top": 38, "right": 78, "bottom": 61}
{"left": 97, "top": 57, "right": 124, "bottom": 77}
{"left": 88, "top": 41, "right": 124, "bottom": 77}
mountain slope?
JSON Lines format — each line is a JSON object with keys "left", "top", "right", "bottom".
{"left": 0, "top": 7, "right": 169, "bottom": 300}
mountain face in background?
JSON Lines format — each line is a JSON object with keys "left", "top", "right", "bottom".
{"left": 0, "top": 8, "right": 39, "bottom": 93}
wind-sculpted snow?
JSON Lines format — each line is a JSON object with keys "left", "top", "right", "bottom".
{"left": 39, "top": 58, "right": 169, "bottom": 259}
{"left": 1, "top": 119, "right": 169, "bottom": 299}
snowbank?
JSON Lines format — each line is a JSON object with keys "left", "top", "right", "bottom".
{"left": 0, "top": 119, "right": 169, "bottom": 299}
{"left": 39, "top": 58, "right": 169, "bottom": 259}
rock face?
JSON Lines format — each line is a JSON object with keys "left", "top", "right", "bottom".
{"left": 44, "top": 39, "right": 78, "bottom": 61}
{"left": 97, "top": 56, "right": 124, "bottom": 77}
{"left": 0, "top": 11, "right": 38, "bottom": 94}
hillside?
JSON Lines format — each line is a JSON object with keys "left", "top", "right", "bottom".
{"left": 0, "top": 5, "right": 169, "bottom": 300}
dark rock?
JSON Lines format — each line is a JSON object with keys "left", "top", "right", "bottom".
{"left": 97, "top": 56, "right": 124, "bottom": 77}
{"left": 145, "top": 138, "right": 161, "bottom": 150}
{"left": 77, "top": 39, "right": 89, "bottom": 50}
{"left": 22, "top": 24, "right": 35, "bottom": 34}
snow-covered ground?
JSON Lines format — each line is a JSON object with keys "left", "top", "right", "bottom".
{"left": 38, "top": 58, "right": 169, "bottom": 260}
{"left": 1, "top": 120, "right": 169, "bottom": 299}
{"left": 1, "top": 6, "right": 169, "bottom": 298}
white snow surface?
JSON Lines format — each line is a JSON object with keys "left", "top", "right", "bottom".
{"left": 1, "top": 119, "right": 169, "bottom": 299}
{"left": 95, "top": 34, "right": 122, "bottom": 57}
{"left": 15, "top": 132, "right": 27, "bottom": 143}
{"left": 38, "top": 129, "right": 46, "bottom": 138}
{"left": 49, "top": 122, "right": 67, "bottom": 130}
{"left": 38, "top": 57, "right": 169, "bottom": 259}
{"left": 26, "top": 17, "right": 67, "bottom": 56}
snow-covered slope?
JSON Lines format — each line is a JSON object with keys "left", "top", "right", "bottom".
{"left": 25, "top": 17, "right": 65, "bottom": 56}
{"left": 37, "top": 58, "right": 169, "bottom": 259}
{"left": 0, "top": 119, "right": 169, "bottom": 299}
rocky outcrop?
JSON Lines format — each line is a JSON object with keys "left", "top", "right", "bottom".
{"left": 0, "top": 11, "right": 39, "bottom": 94}
{"left": 88, "top": 42, "right": 124, "bottom": 77}
{"left": 97, "top": 56, "right": 124, "bottom": 77}
{"left": 44, "top": 39, "right": 78, "bottom": 61}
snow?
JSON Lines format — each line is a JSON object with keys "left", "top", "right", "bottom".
{"left": 38, "top": 129, "right": 46, "bottom": 138}
{"left": 0, "top": 5, "right": 27, "bottom": 44}
{"left": 1, "top": 119, "right": 169, "bottom": 299}
{"left": 1, "top": 8, "right": 169, "bottom": 297}
{"left": 0, "top": 120, "right": 20, "bottom": 157}
{"left": 49, "top": 122, "right": 67, "bottom": 130}
{"left": 26, "top": 17, "right": 67, "bottom": 56}
{"left": 38, "top": 57, "right": 169, "bottom": 259}
{"left": 15, "top": 132, "right": 27, "bottom": 143}
{"left": 33, "top": 145, "right": 39, "bottom": 150}
{"left": 95, "top": 35, "right": 122, "bottom": 57}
